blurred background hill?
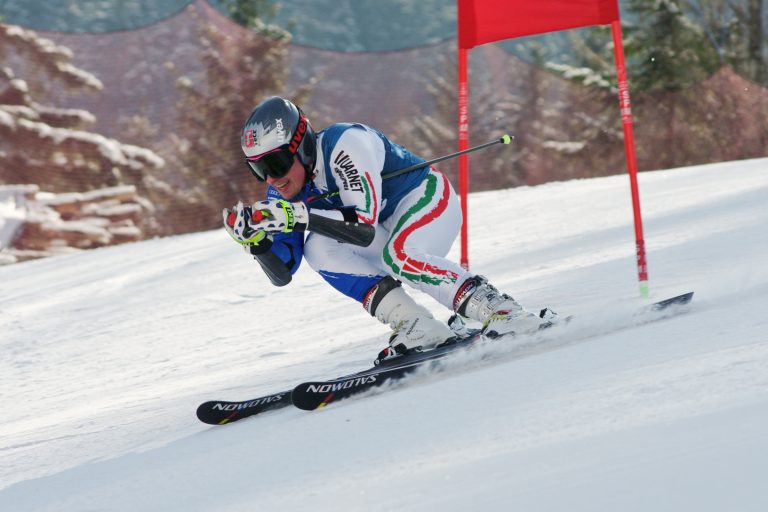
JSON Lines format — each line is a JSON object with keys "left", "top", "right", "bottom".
{"left": 1, "top": 0, "right": 766, "bottom": 263}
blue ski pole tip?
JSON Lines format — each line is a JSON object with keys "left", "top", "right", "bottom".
{"left": 500, "top": 134, "right": 512, "bottom": 144}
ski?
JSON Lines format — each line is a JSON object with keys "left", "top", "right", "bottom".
{"left": 196, "top": 390, "right": 292, "bottom": 425}
{"left": 290, "top": 291, "right": 694, "bottom": 411}
{"left": 649, "top": 291, "right": 694, "bottom": 311}
{"left": 290, "top": 337, "right": 479, "bottom": 411}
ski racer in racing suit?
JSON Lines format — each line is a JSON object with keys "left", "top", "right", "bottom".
{"left": 224, "top": 96, "right": 554, "bottom": 361}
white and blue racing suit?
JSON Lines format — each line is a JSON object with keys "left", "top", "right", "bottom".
{"left": 262, "top": 123, "right": 471, "bottom": 310}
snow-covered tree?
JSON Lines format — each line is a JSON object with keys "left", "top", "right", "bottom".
{"left": 0, "top": 23, "right": 164, "bottom": 193}
{"left": 142, "top": 3, "right": 314, "bottom": 234}
{"left": 546, "top": 0, "right": 763, "bottom": 91}
{"left": 395, "top": 48, "right": 624, "bottom": 191}
{"left": 0, "top": 22, "right": 165, "bottom": 261}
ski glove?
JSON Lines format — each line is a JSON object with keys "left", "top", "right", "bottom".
{"left": 248, "top": 198, "right": 309, "bottom": 234}
{"left": 223, "top": 199, "right": 309, "bottom": 244}
{"left": 223, "top": 201, "right": 269, "bottom": 246}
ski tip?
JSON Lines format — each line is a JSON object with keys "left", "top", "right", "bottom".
{"left": 672, "top": 290, "right": 694, "bottom": 303}
{"left": 195, "top": 401, "right": 233, "bottom": 425}
{"left": 651, "top": 291, "right": 694, "bottom": 311}
{"left": 195, "top": 392, "right": 292, "bottom": 425}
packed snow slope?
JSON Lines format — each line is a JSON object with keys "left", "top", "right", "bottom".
{"left": 1, "top": 158, "right": 767, "bottom": 511}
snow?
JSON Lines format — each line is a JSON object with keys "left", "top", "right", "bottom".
{"left": 14, "top": 118, "right": 164, "bottom": 170}
{"left": 35, "top": 104, "right": 97, "bottom": 126}
{"left": 1, "top": 24, "right": 103, "bottom": 91}
{"left": 0, "top": 185, "right": 35, "bottom": 250}
{"left": 38, "top": 185, "right": 138, "bottom": 206}
{"left": 546, "top": 62, "right": 612, "bottom": 88}
{"left": 0, "top": 108, "right": 18, "bottom": 128}
{"left": 541, "top": 139, "right": 586, "bottom": 153}
{"left": 1, "top": 158, "right": 767, "bottom": 511}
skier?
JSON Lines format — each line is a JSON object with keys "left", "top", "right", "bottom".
{"left": 224, "top": 96, "right": 554, "bottom": 362}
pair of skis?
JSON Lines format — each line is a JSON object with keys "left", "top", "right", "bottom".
{"left": 196, "top": 291, "right": 694, "bottom": 425}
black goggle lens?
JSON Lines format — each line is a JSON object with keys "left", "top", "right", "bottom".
{"left": 245, "top": 148, "right": 293, "bottom": 182}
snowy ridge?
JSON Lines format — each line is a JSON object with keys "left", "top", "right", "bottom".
{"left": 1, "top": 158, "right": 767, "bottom": 511}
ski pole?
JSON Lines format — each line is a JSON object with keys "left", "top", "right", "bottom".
{"left": 381, "top": 134, "right": 512, "bottom": 180}
{"left": 308, "top": 134, "right": 512, "bottom": 204}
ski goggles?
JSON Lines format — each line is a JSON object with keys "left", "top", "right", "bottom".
{"left": 245, "top": 146, "right": 294, "bottom": 182}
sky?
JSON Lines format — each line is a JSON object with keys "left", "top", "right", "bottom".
{"left": 1, "top": 157, "right": 767, "bottom": 511}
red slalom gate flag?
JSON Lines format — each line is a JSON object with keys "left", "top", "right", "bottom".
{"left": 458, "top": 0, "right": 619, "bottom": 48}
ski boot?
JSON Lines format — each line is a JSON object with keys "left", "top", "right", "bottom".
{"left": 453, "top": 276, "right": 557, "bottom": 339}
{"left": 364, "top": 276, "right": 453, "bottom": 365}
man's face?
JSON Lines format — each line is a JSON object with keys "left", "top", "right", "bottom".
{"left": 266, "top": 156, "right": 305, "bottom": 199}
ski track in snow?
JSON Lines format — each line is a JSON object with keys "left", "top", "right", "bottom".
{"left": 1, "top": 158, "right": 767, "bottom": 511}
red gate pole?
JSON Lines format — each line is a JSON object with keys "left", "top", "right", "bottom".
{"left": 611, "top": 20, "right": 649, "bottom": 298}
{"left": 458, "top": 46, "right": 471, "bottom": 270}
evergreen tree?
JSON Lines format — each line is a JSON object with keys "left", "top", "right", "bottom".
{"left": 544, "top": 1, "right": 762, "bottom": 91}
{"left": 688, "top": 0, "right": 765, "bottom": 84}
{"left": 150, "top": 2, "right": 315, "bottom": 234}
{"left": 392, "top": 52, "right": 532, "bottom": 191}
{"left": 743, "top": 0, "right": 765, "bottom": 84}
{"left": 623, "top": 0, "right": 720, "bottom": 91}
{"left": 218, "top": 0, "right": 280, "bottom": 29}
{"left": 393, "top": 46, "right": 623, "bottom": 191}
